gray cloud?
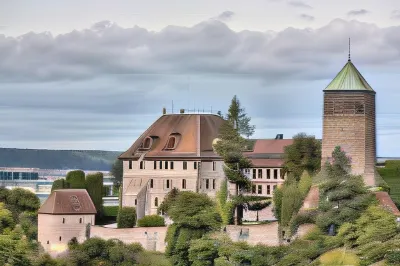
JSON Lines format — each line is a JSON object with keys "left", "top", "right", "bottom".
{"left": 288, "top": 1, "right": 312, "bottom": 9}
{"left": 347, "top": 9, "right": 369, "bottom": 16}
{"left": 391, "top": 10, "right": 400, "bottom": 19}
{"left": 300, "top": 14, "right": 315, "bottom": 21}
{"left": 1, "top": 19, "right": 400, "bottom": 155}
{"left": 214, "top": 11, "right": 235, "bottom": 21}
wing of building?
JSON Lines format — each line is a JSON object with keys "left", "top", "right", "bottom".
{"left": 119, "top": 112, "right": 293, "bottom": 221}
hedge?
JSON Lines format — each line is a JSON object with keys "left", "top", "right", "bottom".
{"left": 103, "top": 206, "right": 119, "bottom": 217}
{"left": 137, "top": 215, "right": 165, "bottom": 227}
{"left": 117, "top": 207, "right": 136, "bottom": 228}
{"left": 66, "top": 170, "right": 86, "bottom": 189}
{"left": 86, "top": 172, "right": 104, "bottom": 216}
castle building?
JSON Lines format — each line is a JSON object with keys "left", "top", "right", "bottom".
{"left": 321, "top": 56, "right": 376, "bottom": 186}
{"left": 119, "top": 113, "right": 293, "bottom": 221}
{"left": 37, "top": 189, "right": 96, "bottom": 255}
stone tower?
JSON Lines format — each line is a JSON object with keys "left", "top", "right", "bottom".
{"left": 321, "top": 56, "right": 376, "bottom": 186}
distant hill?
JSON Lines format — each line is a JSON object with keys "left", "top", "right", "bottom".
{"left": 0, "top": 148, "right": 123, "bottom": 171}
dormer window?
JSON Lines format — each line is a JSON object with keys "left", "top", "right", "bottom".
{"left": 140, "top": 137, "right": 153, "bottom": 150}
{"left": 164, "top": 133, "right": 181, "bottom": 150}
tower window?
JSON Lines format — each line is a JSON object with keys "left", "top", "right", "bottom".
{"left": 135, "top": 199, "right": 137, "bottom": 205}
{"left": 154, "top": 161, "right": 157, "bottom": 169}
{"left": 159, "top": 161, "right": 163, "bottom": 169}
{"left": 212, "top": 162, "right": 216, "bottom": 171}
{"left": 183, "top": 161, "right": 187, "bottom": 170}
{"left": 194, "top": 162, "right": 198, "bottom": 169}
{"left": 129, "top": 160, "right": 132, "bottom": 169}
{"left": 165, "top": 161, "right": 169, "bottom": 169}
{"left": 355, "top": 102, "right": 365, "bottom": 114}
{"left": 150, "top": 179, "right": 154, "bottom": 188}
{"left": 59, "top": 236, "right": 62, "bottom": 241}
{"left": 170, "top": 161, "right": 174, "bottom": 169}
{"left": 182, "top": 179, "right": 186, "bottom": 189}
{"left": 166, "top": 179, "right": 171, "bottom": 189}
{"left": 155, "top": 197, "right": 158, "bottom": 207}
{"left": 206, "top": 179, "right": 209, "bottom": 189}
{"left": 79, "top": 218, "right": 82, "bottom": 224}
{"left": 140, "top": 161, "right": 144, "bottom": 169}
{"left": 62, "top": 218, "right": 65, "bottom": 224}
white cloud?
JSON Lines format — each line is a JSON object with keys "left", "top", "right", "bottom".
{"left": 214, "top": 11, "right": 235, "bottom": 21}
{"left": 300, "top": 14, "right": 315, "bottom": 21}
{"left": 287, "top": 1, "right": 312, "bottom": 9}
{"left": 347, "top": 9, "right": 369, "bottom": 16}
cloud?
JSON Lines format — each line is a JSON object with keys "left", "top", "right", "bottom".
{"left": 299, "top": 14, "right": 315, "bottom": 21}
{"left": 214, "top": 11, "right": 235, "bottom": 21}
{"left": 391, "top": 10, "right": 400, "bottom": 19}
{"left": 1, "top": 19, "right": 400, "bottom": 154}
{"left": 347, "top": 9, "right": 369, "bottom": 16}
{"left": 287, "top": 1, "right": 312, "bottom": 9}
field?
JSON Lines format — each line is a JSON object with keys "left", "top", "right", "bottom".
{"left": 377, "top": 160, "right": 400, "bottom": 205}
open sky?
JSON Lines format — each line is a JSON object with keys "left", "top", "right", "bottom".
{"left": 1, "top": 0, "right": 400, "bottom": 156}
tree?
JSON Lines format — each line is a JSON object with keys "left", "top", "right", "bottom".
{"left": 66, "top": 170, "right": 86, "bottom": 189}
{"left": 283, "top": 133, "right": 321, "bottom": 179}
{"left": 163, "top": 191, "right": 222, "bottom": 266}
{"left": 226, "top": 95, "right": 255, "bottom": 138}
{"left": 316, "top": 146, "right": 374, "bottom": 233}
{"left": 111, "top": 159, "right": 123, "bottom": 188}
{"left": 51, "top": 178, "right": 69, "bottom": 191}
{"left": 86, "top": 172, "right": 104, "bottom": 217}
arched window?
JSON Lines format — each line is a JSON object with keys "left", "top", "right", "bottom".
{"left": 140, "top": 137, "right": 153, "bottom": 150}
{"left": 166, "top": 137, "right": 176, "bottom": 149}
{"left": 182, "top": 179, "right": 186, "bottom": 189}
{"left": 150, "top": 179, "right": 154, "bottom": 188}
{"left": 155, "top": 197, "right": 159, "bottom": 207}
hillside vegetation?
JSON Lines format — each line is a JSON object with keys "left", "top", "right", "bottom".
{"left": 378, "top": 160, "right": 400, "bottom": 206}
{"left": 0, "top": 148, "right": 121, "bottom": 170}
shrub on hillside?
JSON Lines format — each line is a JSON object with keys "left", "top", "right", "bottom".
{"left": 117, "top": 207, "right": 136, "bottom": 228}
{"left": 137, "top": 215, "right": 165, "bottom": 227}
{"left": 66, "top": 170, "right": 86, "bottom": 189}
{"left": 103, "top": 206, "right": 119, "bottom": 217}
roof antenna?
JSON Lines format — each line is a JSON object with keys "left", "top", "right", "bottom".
{"left": 348, "top": 37, "right": 351, "bottom": 62}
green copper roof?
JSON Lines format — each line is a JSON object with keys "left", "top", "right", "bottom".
{"left": 325, "top": 60, "right": 374, "bottom": 92}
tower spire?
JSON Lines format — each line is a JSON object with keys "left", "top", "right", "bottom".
{"left": 348, "top": 38, "right": 351, "bottom": 62}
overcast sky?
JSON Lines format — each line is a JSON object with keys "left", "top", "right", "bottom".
{"left": 1, "top": 0, "right": 400, "bottom": 156}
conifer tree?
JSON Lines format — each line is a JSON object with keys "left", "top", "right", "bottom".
{"left": 227, "top": 95, "right": 255, "bottom": 138}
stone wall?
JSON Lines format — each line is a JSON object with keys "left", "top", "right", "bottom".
{"left": 225, "top": 222, "right": 279, "bottom": 246}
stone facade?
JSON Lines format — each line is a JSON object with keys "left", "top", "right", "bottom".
{"left": 322, "top": 89, "right": 376, "bottom": 186}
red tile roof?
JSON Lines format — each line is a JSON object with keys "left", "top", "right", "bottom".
{"left": 38, "top": 189, "right": 97, "bottom": 215}
{"left": 244, "top": 139, "right": 293, "bottom": 155}
{"left": 249, "top": 159, "right": 285, "bottom": 167}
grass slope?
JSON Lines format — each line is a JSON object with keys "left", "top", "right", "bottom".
{"left": 377, "top": 160, "right": 400, "bottom": 206}
{"left": 0, "top": 148, "right": 122, "bottom": 171}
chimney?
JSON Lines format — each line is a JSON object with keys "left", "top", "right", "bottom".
{"left": 180, "top": 109, "right": 185, "bottom": 114}
{"left": 162, "top": 107, "right": 166, "bottom": 115}
{"left": 275, "top": 134, "right": 283, "bottom": 139}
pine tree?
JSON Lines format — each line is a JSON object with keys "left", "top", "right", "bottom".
{"left": 226, "top": 95, "right": 255, "bottom": 138}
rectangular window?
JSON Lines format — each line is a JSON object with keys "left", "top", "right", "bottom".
{"left": 267, "top": 169, "right": 270, "bottom": 179}
{"left": 170, "top": 161, "right": 174, "bottom": 169}
{"left": 206, "top": 179, "right": 209, "bottom": 189}
{"left": 129, "top": 160, "right": 132, "bottom": 169}
{"left": 274, "top": 169, "right": 278, "bottom": 179}
{"left": 252, "top": 169, "right": 256, "bottom": 179}
{"left": 182, "top": 179, "right": 186, "bottom": 189}
{"left": 194, "top": 162, "right": 197, "bottom": 170}
{"left": 140, "top": 161, "right": 144, "bottom": 169}
{"left": 252, "top": 185, "right": 256, "bottom": 194}
{"left": 183, "top": 161, "right": 187, "bottom": 170}
{"left": 267, "top": 185, "right": 271, "bottom": 195}
{"left": 165, "top": 161, "right": 169, "bottom": 170}
{"left": 154, "top": 161, "right": 157, "bottom": 169}
{"left": 258, "top": 169, "right": 262, "bottom": 179}
{"left": 258, "top": 185, "right": 262, "bottom": 195}
{"left": 166, "top": 180, "right": 170, "bottom": 189}
{"left": 212, "top": 162, "right": 216, "bottom": 171}
{"left": 159, "top": 161, "right": 163, "bottom": 170}
{"left": 212, "top": 179, "right": 216, "bottom": 189}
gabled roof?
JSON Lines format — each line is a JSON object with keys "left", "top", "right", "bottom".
{"left": 38, "top": 189, "right": 97, "bottom": 215}
{"left": 324, "top": 60, "right": 374, "bottom": 92}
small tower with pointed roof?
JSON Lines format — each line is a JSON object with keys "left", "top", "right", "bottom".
{"left": 321, "top": 43, "right": 376, "bottom": 186}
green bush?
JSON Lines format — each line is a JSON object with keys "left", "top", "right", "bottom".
{"left": 386, "top": 250, "right": 400, "bottom": 264}
{"left": 66, "top": 170, "right": 86, "bottom": 189}
{"left": 137, "top": 215, "right": 165, "bottom": 227}
{"left": 117, "top": 207, "right": 136, "bottom": 228}
{"left": 103, "top": 206, "right": 119, "bottom": 217}
{"left": 51, "top": 178, "right": 69, "bottom": 191}
{"left": 319, "top": 249, "right": 360, "bottom": 266}
{"left": 86, "top": 172, "right": 104, "bottom": 216}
